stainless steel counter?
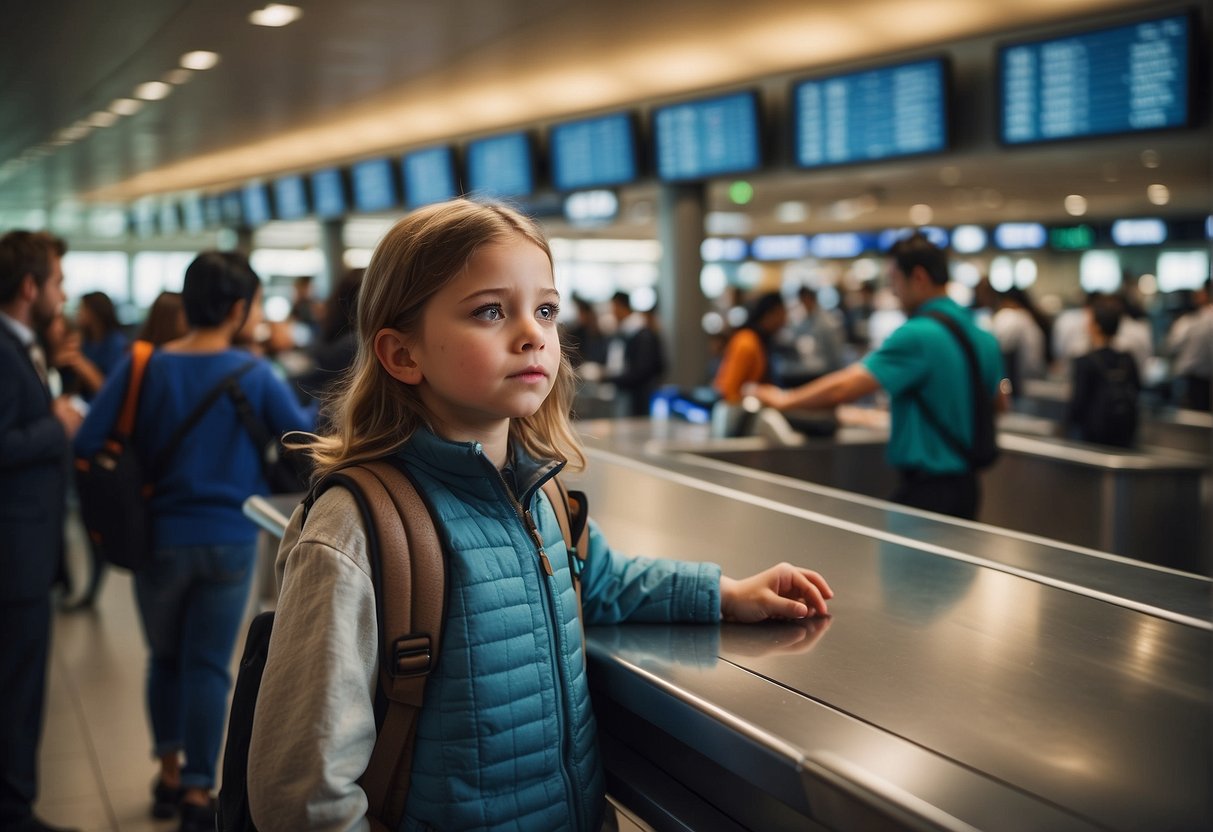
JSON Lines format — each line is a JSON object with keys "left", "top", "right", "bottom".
{"left": 244, "top": 420, "right": 1212, "bottom": 831}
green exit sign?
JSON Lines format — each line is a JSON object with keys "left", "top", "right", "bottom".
{"left": 1050, "top": 225, "right": 1095, "bottom": 250}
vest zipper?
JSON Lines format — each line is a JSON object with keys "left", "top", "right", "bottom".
{"left": 491, "top": 466, "right": 586, "bottom": 829}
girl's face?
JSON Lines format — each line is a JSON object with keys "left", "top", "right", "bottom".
{"left": 408, "top": 237, "right": 561, "bottom": 442}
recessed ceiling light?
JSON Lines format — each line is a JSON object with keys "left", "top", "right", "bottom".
{"left": 163, "top": 68, "right": 194, "bottom": 85}
{"left": 134, "top": 81, "right": 173, "bottom": 101}
{"left": 87, "top": 111, "right": 119, "bottom": 128}
{"left": 1064, "top": 194, "right": 1088, "bottom": 216}
{"left": 109, "top": 98, "right": 144, "bottom": 116}
{"left": 249, "top": 4, "right": 303, "bottom": 27}
{"left": 180, "top": 50, "right": 220, "bottom": 70}
{"left": 1147, "top": 184, "right": 1170, "bottom": 206}
{"left": 909, "top": 203, "right": 933, "bottom": 225}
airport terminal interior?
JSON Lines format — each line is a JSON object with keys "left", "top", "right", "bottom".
{"left": 2, "top": 0, "right": 1211, "bottom": 830}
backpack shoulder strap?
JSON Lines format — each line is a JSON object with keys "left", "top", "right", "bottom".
{"left": 540, "top": 476, "right": 590, "bottom": 582}
{"left": 321, "top": 459, "right": 444, "bottom": 832}
{"left": 541, "top": 476, "right": 591, "bottom": 656}
{"left": 114, "top": 340, "right": 154, "bottom": 440}
{"left": 148, "top": 361, "right": 258, "bottom": 482}
{"left": 915, "top": 310, "right": 988, "bottom": 468}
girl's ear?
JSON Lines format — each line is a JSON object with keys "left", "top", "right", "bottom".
{"left": 374, "top": 327, "right": 424, "bottom": 385}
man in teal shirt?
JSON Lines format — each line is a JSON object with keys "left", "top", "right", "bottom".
{"left": 753, "top": 234, "right": 1006, "bottom": 519}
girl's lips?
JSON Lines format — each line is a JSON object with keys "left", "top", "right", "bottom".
{"left": 509, "top": 370, "right": 548, "bottom": 382}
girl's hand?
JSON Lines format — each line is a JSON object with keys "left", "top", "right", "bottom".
{"left": 720, "top": 563, "right": 833, "bottom": 623}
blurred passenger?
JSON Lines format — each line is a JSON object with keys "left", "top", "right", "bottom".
{"left": 138, "top": 291, "right": 189, "bottom": 346}
{"left": 0, "top": 229, "right": 82, "bottom": 832}
{"left": 1054, "top": 292, "right": 1151, "bottom": 376}
{"left": 1064, "top": 297, "right": 1141, "bottom": 447}
{"left": 288, "top": 274, "right": 322, "bottom": 340}
{"left": 76, "top": 291, "right": 128, "bottom": 382}
{"left": 840, "top": 280, "right": 877, "bottom": 349}
{"left": 73, "top": 251, "right": 315, "bottom": 832}
{"left": 713, "top": 291, "right": 787, "bottom": 403}
{"left": 295, "top": 267, "right": 364, "bottom": 407}
{"left": 601, "top": 290, "right": 665, "bottom": 417}
{"left": 782, "top": 285, "right": 846, "bottom": 383}
{"left": 991, "top": 287, "right": 1047, "bottom": 396}
{"left": 562, "top": 295, "right": 607, "bottom": 368}
{"left": 1171, "top": 277, "right": 1213, "bottom": 411}
{"left": 752, "top": 233, "right": 1006, "bottom": 520}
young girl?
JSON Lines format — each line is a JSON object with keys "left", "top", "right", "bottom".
{"left": 247, "top": 200, "right": 833, "bottom": 832}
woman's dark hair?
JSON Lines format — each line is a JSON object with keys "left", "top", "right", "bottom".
{"left": 79, "top": 291, "right": 121, "bottom": 337}
{"left": 889, "top": 233, "right": 949, "bottom": 286}
{"left": 746, "top": 291, "right": 786, "bottom": 333}
{"left": 1091, "top": 297, "right": 1123, "bottom": 339}
{"left": 181, "top": 251, "right": 261, "bottom": 328}
{"left": 321, "top": 268, "right": 364, "bottom": 343}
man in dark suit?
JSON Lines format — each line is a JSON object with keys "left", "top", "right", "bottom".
{"left": 0, "top": 230, "right": 82, "bottom": 832}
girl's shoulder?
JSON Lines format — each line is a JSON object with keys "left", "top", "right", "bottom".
{"left": 291, "top": 484, "right": 374, "bottom": 576}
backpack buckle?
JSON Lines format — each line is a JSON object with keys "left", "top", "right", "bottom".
{"left": 391, "top": 634, "right": 432, "bottom": 677}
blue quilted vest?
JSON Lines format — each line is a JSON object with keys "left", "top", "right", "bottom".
{"left": 396, "top": 430, "right": 605, "bottom": 832}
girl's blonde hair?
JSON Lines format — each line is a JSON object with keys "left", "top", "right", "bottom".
{"left": 299, "top": 199, "right": 585, "bottom": 480}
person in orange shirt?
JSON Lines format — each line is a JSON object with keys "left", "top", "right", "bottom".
{"left": 713, "top": 291, "right": 788, "bottom": 403}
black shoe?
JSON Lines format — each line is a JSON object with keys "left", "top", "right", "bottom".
{"left": 178, "top": 800, "right": 215, "bottom": 832}
{"left": 151, "top": 779, "right": 183, "bottom": 819}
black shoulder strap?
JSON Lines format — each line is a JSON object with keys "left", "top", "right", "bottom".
{"left": 911, "top": 311, "right": 987, "bottom": 468}
{"left": 147, "top": 361, "right": 258, "bottom": 482}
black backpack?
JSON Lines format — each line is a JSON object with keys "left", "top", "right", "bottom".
{"left": 75, "top": 344, "right": 258, "bottom": 571}
{"left": 1081, "top": 351, "right": 1139, "bottom": 448}
{"left": 217, "top": 460, "right": 589, "bottom": 832}
{"left": 910, "top": 311, "right": 1000, "bottom": 470}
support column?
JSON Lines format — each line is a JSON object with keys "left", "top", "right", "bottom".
{"left": 320, "top": 218, "right": 346, "bottom": 296}
{"left": 656, "top": 183, "right": 709, "bottom": 389}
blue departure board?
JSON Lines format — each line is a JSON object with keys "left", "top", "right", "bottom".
{"left": 466, "top": 132, "right": 534, "bottom": 198}
{"left": 793, "top": 58, "right": 948, "bottom": 168}
{"left": 402, "top": 146, "right": 459, "bottom": 209}
{"left": 351, "top": 158, "right": 399, "bottom": 212}
{"left": 654, "top": 91, "right": 761, "bottom": 181}
{"left": 1000, "top": 14, "right": 1191, "bottom": 144}
{"left": 549, "top": 112, "right": 639, "bottom": 191}
{"left": 311, "top": 168, "right": 347, "bottom": 219}
{"left": 273, "top": 175, "right": 309, "bottom": 220}
{"left": 241, "top": 183, "right": 271, "bottom": 226}
{"left": 180, "top": 194, "right": 206, "bottom": 232}
{"left": 220, "top": 191, "right": 244, "bottom": 226}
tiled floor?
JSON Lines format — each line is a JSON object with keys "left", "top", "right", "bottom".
{"left": 32, "top": 515, "right": 260, "bottom": 832}
{"left": 32, "top": 515, "right": 652, "bottom": 832}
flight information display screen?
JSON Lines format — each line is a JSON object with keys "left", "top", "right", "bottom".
{"left": 792, "top": 58, "right": 948, "bottom": 168}
{"left": 999, "top": 13, "right": 1191, "bottom": 144}
{"left": 351, "top": 158, "right": 400, "bottom": 212}
{"left": 653, "top": 90, "right": 761, "bottom": 181}
{"left": 311, "top": 168, "right": 347, "bottom": 219}
{"left": 241, "top": 183, "right": 272, "bottom": 226}
{"left": 402, "top": 146, "right": 459, "bottom": 209}
{"left": 549, "top": 112, "right": 639, "bottom": 191}
{"left": 273, "top": 175, "right": 309, "bottom": 220}
{"left": 466, "top": 132, "right": 534, "bottom": 197}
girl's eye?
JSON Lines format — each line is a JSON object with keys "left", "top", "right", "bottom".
{"left": 537, "top": 303, "right": 559, "bottom": 321}
{"left": 472, "top": 304, "right": 504, "bottom": 321}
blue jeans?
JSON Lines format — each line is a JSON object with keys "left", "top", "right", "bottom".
{"left": 134, "top": 543, "right": 255, "bottom": 790}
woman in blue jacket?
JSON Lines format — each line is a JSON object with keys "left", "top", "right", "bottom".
{"left": 247, "top": 200, "right": 833, "bottom": 831}
{"left": 75, "top": 251, "right": 315, "bottom": 832}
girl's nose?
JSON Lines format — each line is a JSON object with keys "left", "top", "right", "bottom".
{"left": 517, "top": 317, "right": 546, "bottom": 351}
